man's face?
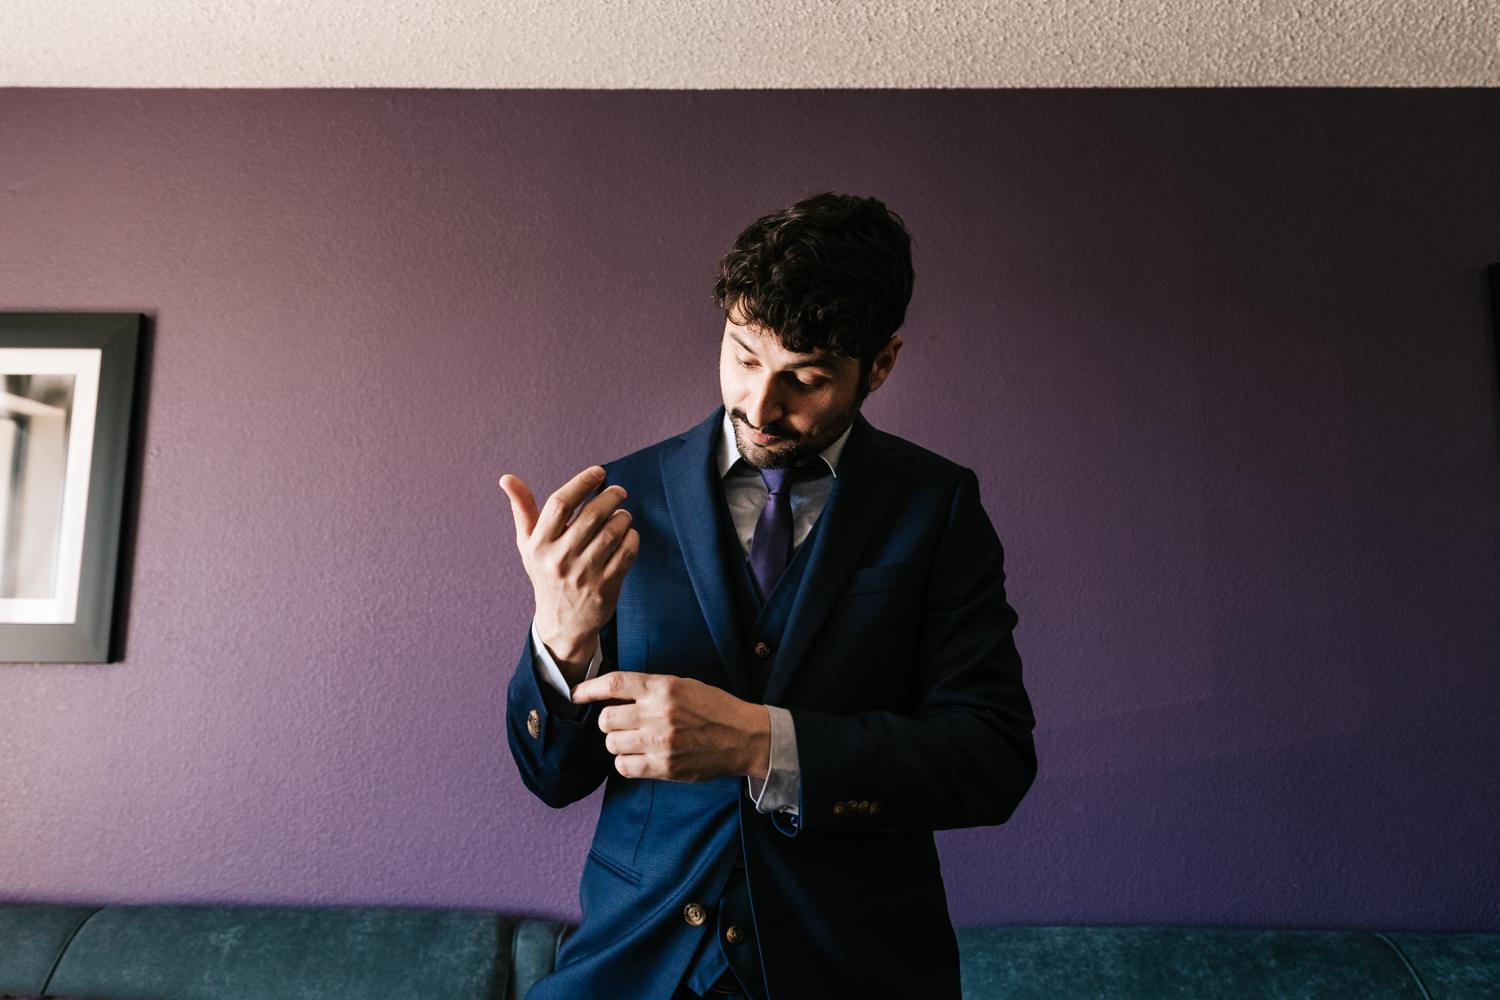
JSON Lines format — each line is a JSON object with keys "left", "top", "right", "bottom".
{"left": 719, "top": 312, "right": 899, "bottom": 470}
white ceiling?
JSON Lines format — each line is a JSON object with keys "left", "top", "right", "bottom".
{"left": 2, "top": 0, "right": 1496, "bottom": 87}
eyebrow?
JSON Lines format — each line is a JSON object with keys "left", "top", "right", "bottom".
{"left": 728, "top": 331, "right": 837, "bottom": 371}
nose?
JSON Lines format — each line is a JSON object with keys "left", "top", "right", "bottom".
{"left": 743, "top": 373, "right": 783, "bottom": 430}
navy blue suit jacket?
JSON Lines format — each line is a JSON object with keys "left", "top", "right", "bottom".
{"left": 508, "top": 407, "right": 1037, "bottom": 999}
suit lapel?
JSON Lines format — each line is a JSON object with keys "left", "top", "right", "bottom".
{"left": 659, "top": 408, "right": 903, "bottom": 704}
{"left": 659, "top": 408, "right": 752, "bottom": 697}
{"left": 763, "top": 413, "right": 899, "bottom": 705}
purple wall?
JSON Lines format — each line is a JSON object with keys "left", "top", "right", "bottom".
{"left": 1, "top": 89, "right": 1496, "bottom": 932}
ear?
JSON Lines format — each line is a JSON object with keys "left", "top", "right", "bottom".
{"left": 865, "top": 336, "right": 903, "bottom": 394}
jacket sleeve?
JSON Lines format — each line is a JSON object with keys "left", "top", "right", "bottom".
{"left": 506, "top": 618, "right": 618, "bottom": 809}
{"left": 780, "top": 468, "right": 1037, "bottom": 836}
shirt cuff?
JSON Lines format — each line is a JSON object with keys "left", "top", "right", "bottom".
{"left": 747, "top": 705, "right": 801, "bottom": 817}
{"left": 530, "top": 620, "right": 603, "bottom": 709}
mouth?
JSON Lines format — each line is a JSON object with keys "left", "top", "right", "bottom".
{"left": 733, "top": 412, "right": 794, "bottom": 447}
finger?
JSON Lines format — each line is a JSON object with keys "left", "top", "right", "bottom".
{"left": 597, "top": 702, "right": 641, "bottom": 732}
{"left": 598, "top": 526, "right": 641, "bottom": 584}
{"left": 571, "top": 670, "right": 649, "bottom": 705}
{"left": 497, "top": 474, "right": 540, "bottom": 546}
{"left": 578, "top": 507, "right": 633, "bottom": 569}
{"left": 614, "top": 754, "right": 650, "bottom": 779}
{"left": 603, "top": 729, "right": 648, "bottom": 756}
{"left": 560, "top": 485, "right": 630, "bottom": 559}
{"left": 533, "top": 466, "right": 608, "bottom": 544}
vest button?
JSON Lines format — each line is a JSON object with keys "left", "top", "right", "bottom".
{"left": 725, "top": 925, "right": 745, "bottom": 944}
{"left": 752, "top": 641, "right": 771, "bottom": 658}
{"left": 526, "top": 709, "right": 541, "bottom": 739}
{"left": 683, "top": 902, "right": 707, "bottom": 926}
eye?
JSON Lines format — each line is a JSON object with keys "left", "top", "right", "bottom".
{"left": 792, "top": 377, "right": 828, "bottom": 391}
{"left": 737, "top": 356, "right": 759, "bottom": 370}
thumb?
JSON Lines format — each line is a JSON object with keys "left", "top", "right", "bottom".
{"left": 497, "top": 474, "right": 539, "bottom": 545}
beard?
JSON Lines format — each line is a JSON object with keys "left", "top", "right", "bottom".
{"left": 729, "top": 399, "right": 862, "bottom": 470}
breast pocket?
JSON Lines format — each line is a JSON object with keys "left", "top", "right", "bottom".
{"left": 842, "top": 561, "right": 923, "bottom": 596}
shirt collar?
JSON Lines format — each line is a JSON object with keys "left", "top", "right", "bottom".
{"left": 718, "top": 410, "right": 851, "bottom": 480}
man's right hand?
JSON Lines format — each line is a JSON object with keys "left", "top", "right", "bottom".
{"left": 498, "top": 466, "right": 640, "bottom": 687}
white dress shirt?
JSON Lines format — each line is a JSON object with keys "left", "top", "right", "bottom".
{"left": 531, "top": 412, "right": 851, "bottom": 819}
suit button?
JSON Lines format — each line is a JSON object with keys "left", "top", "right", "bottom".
{"left": 725, "top": 925, "right": 744, "bottom": 944}
{"left": 526, "top": 709, "right": 541, "bottom": 740}
{"left": 683, "top": 902, "right": 707, "bottom": 926}
{"left": 832, "top": 802, "right": 848, "bottom": 819}
{"left": 752, "top": 641, "right": 771, "bottom": 658}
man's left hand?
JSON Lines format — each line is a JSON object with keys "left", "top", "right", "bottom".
{"left": 571, "top": 672, "right": 771, "bottom": 783}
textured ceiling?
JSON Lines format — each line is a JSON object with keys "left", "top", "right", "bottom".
{"left": 2, "top": 0, "right": 1497, "bottom": 87}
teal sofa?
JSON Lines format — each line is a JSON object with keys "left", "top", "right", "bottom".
{"left": 2, "top": 902, "right": 1497, "bottom": 998}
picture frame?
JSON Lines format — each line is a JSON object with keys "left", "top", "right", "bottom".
{"left": 0, "top": 313, "right": 141, "bottom": 663}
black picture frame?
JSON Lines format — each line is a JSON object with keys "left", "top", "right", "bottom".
{"left": 0, "top": 313, "right": 141, "bottom": 663}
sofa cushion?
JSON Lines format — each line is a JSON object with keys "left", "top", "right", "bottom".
{"left": 0, "top": 905, "right": 99, "bottom": 996}
{"left": 40, "top": 904, "right": 569, "bottom": 1000}
{"left": 1384, "top": 932, "right": 1500, "bottom": 998}
{"left": 956, "top": 926, "right": 1431, "bottom": 999}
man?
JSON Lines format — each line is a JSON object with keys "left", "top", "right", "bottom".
{"left": 499, "top": 192, "right": 1037, "bottom": 999}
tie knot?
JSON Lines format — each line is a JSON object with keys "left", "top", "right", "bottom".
{"left": 759, "top": 460, "right": 830, "bottom": 495}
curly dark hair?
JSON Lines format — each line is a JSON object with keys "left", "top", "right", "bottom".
{"left": 711, "top": 192, "right": 915, "bottom": 380}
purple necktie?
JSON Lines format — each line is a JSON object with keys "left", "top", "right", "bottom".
{"left": 748, "top": 461, "right": 831, "bottom": 602}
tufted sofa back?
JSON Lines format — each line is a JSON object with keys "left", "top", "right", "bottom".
{"left": 4, "top": 903, "right": 1499, "bottom": 998}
